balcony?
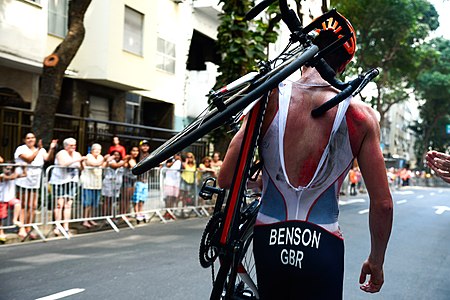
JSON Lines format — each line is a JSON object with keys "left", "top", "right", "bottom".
{"left": 193, "top": 0, "right": 222, "bottom": 19}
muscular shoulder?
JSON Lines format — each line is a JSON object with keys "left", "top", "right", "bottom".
{"left": 346, "top": 100, "right": 380, "bottom": 156}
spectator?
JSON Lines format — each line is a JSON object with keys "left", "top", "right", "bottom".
{"left": 122, "top": 146, "right": 139, "bottom": 216}
{"left": 108, "top": 136, "right": 127, "bottom": 159}
{"left": 14, "top": 132, "right": 57, "bottom": 239}
{"left": 426, "top": 150, "right": 450, "bottom": 184}
{"left": 162, "top": 153, "right": 182, "bottom": 209}
{"left": 211, "top": 151, "right": 223, "bottom": 175}
{"left": 81, "top": 143, "right": 106, "bottom": 228}
{"left": 198, "top": 156, "right": 217, "bottom": 184}
{"left": 0, "top": 164, "right": 26, "bottom": 243}
{"left": 49, "top": 137, "right": 86, "bottom": 236}
{"left": 349, "top": 167, "right": 359, "bottom": 196}
{"left": 180, "top": 152, "right": 197, "bottom": 206}
{"left": 101, "top": 150, "right": 125, "bottom": 217}
{"left": 400, "top": 167, "right": 411, "bottom": 186}
{"left": 0, "top": 155, "right": 3, "bottom": 163}
{"left": 132, "top": 140, "right": 150, "bottom": 222}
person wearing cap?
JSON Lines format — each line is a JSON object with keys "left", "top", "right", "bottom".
{"left": 218, "top": 11, "right": 392, "bottom": 299}
{"left": 132, "top": 140, "right": 150, "bottom": 222}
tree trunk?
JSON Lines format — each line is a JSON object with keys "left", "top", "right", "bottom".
{"left": 32, "top": 0, "right": 91, "bottom": 144}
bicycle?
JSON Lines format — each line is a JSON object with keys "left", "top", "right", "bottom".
{"left": 132, "top": 1, "right": 379, "bottom": 299}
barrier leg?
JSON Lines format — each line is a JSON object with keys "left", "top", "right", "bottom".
{"left": 121, "top": 215, "right": 135, "bottom": 229}
{"left": 106, "top": 217, "right": 120, "bottom": 232}
{"left": 200, "top": 206, "right": 210, "bottom": 217}
{"left": 55, "top": 222, "right": 71, "bottom": 240}
{"left": 31, "top": 224, "right": 46, "bottom": 242}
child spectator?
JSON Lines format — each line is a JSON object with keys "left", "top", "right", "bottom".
{"left": 101, "top": 150, "right": 125, "bottom": 217}
{"left": 122, "top": 146, "right": 139, "bottom": 216}
{"left": 0, "top": 164, "right": 26, "bottom": 242}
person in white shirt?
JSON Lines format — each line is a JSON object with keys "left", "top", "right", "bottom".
{"left": 49, "top": 137, "right": 86, "bottom": 235}
{"left": 14, "top": 132, "right": 57, "bottom": 239}
{"left": 0, "top": 164, "right": 26, "bottom": 242}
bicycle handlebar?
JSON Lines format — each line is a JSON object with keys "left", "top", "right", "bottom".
{"left": 311, "top": 68, "right": 379, "bottom": 118}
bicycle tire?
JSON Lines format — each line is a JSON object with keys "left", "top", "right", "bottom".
{"left": 132, "top": 44, "right": 319, "bottom": 175}
{"left": 210, "top": 201, "right": 259, "bottom": 300}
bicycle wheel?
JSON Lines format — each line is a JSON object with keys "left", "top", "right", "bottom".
{"left": 209, "top": 199, "right": 260, "bottom": 300}
{"left": 209, "top": 224, "right": 258, "bottom": 300}
{"left": 132, "top": 44, "right": 319, "bottom": 175}
{"left": 234, "top": 233, "right": 258, "bottom": 299}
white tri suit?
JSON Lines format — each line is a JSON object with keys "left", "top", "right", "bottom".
{"left": 254, "top": 82, "right": 354, "bottom": 299}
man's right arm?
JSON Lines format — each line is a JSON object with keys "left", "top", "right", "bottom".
{"left": 356, "top": 107, "right": 393, "bottom": 293}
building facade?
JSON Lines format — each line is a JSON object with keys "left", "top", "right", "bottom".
{"left": 1, "top": 0, "right": 329, "bottom": 159}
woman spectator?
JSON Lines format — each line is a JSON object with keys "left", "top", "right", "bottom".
{"left": 14, "top": 132, "right": 57, "bottom": 239}
{"left": 162, "top": 153, "right": 182, "bottom": 209}
{"left": 122, "top": 146, "right": 139, "bottom": 216}
{"left": 81, "top": 143, "right": 106, "bottom": 228}
{"left": 198, "top": 156, "right": 217, "bottom": 184}
{"left": 101, "top": 150, "right": 125, "bottom": 217}
{"left": 180, "top": 152, "right": 197, "bottom": 206}
{"left": 49, "top": 137, "right": 86, "bottom": 236}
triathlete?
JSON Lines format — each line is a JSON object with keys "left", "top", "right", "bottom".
{"left": 218, "top": 11, "right": 393, "bottom": 299}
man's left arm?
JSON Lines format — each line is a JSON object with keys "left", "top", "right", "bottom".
{"left": 356, "top": 108, "right": 393, "bottom": 293}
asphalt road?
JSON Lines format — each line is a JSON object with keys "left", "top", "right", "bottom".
{"left": 1, "top": 186, "right": 450, "bottom": 300}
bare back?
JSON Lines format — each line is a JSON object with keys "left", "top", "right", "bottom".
{"left": 261, "top": 72, "right": 374, "bottom": 187}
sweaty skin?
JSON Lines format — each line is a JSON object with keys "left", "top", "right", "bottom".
{"left": 218, "top": 67, "right": 393, "bottom": 294}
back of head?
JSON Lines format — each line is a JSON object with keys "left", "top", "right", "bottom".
{"left": 311, "top": 11, "right": 356, "bottom": 74}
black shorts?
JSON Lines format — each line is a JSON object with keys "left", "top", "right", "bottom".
{"left": 253, "top": 221, "right": 344, "bottom": 300}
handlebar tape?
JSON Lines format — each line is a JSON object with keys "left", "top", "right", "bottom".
{"left": 311, "top": 77, "right": 362, "bottom": 118}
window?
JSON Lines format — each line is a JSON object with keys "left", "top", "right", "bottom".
{"left": 48, "top": 0, "right": 68, "bottom": 37}
{"left": 89, "top": 96, "right": 110, "bottom": 121}
{"left": 123, "top": 6, "right": 144, "bottom": 55}
{"left": 156, "top": 37, "right": 176, "bottom": 74}
{"left": 125, "top": 93, "right": 141, "bottom": 124}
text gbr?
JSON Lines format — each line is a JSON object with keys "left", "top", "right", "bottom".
{"left": 269, "top": 226, "right": 322, "bottom": 269}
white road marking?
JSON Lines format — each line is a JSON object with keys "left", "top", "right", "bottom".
{"left": 396, "top": 200, "right": 407, "bottom": 204}
{"left": 35, "top": 288, "right": 85, "bottom": 300}
{"left": 394, "top": 191, "right": 414, "bottom": 195}
{"left": 417, "top": 195, "right": 424, "bottom": 199}
{"left": 339, "top": 199, "right": 366, "bottom": 206}
{"left": 430, "top": 192, "right": 436, "bottom": 196}
{"left": 433, "top": 206, "right": 450, "bottom": 215}
{"left": 358, "top": 209, "right": 369, "bottom": 214}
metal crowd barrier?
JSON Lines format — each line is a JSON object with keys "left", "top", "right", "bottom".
{"left": 0, "top": 163, "right": 46, "bottom": 241}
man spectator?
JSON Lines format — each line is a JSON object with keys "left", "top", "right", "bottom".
{"left": 108, "top": 136, "right": 127, "bottom": 159}
{"left": 132, "top": 140, "right": 150, "bottom": 222}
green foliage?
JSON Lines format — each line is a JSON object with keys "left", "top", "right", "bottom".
{"left": 411, "top": 38, "right": 450, "bottom": 165}
{"left": 215, "top": 1, "right": 280, "bottom": 88}
{"left": 332, "top": 0, "right": 439, "bottom": 125}
{"left": 211, "top": 1, "right": 281, "bottom": 153}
